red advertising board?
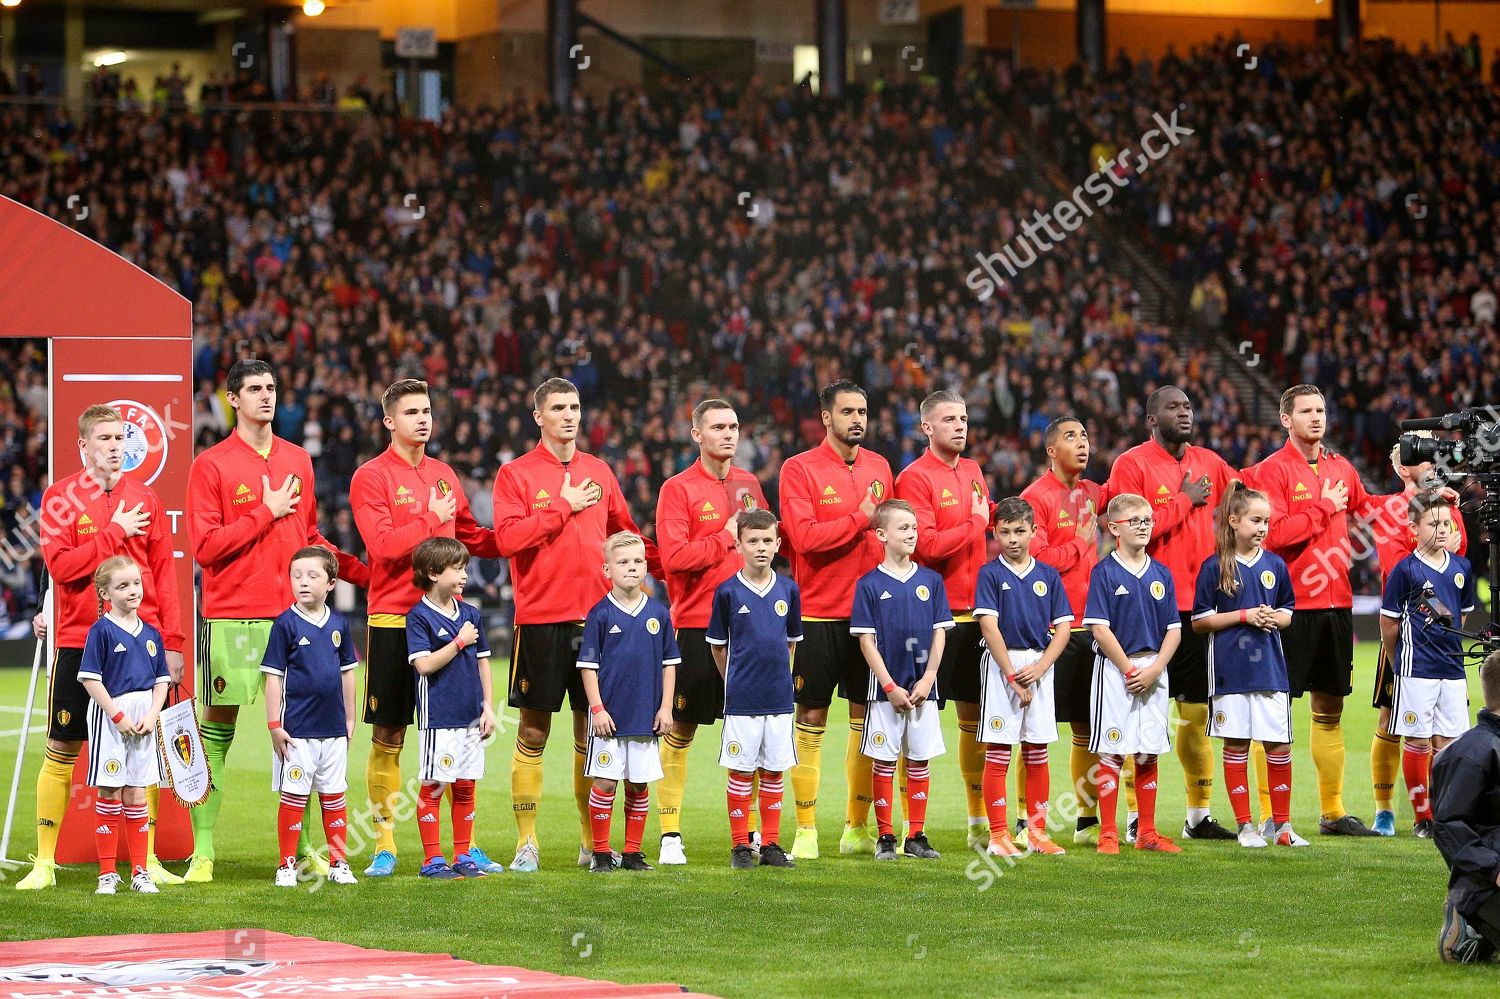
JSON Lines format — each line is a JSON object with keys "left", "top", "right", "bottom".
{"left": 0, "top": 931, "right": 714, "bottom": 998}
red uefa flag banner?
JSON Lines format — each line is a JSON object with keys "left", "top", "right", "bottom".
{"left": 0, "top": 197, "right": 197, "bottom": 863}
{"left": 0, "top": 932, "right": 714, "bottom": 998}
{"left": 48, "top": 340, "right": 197, "bottom": 865}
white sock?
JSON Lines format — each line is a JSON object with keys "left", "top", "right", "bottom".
{"left": 968, "top": 816, "right": 987, "bottom": 827}
{"left": 1186, "top": 807, "right": 1211, "bottom": 826}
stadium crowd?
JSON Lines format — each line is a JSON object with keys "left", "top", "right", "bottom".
{"left": 1027, "top": 35, "right": 1500, "bottom": 471}
{"left": 20, "top": 43, "right": 1472, "bottom": 631}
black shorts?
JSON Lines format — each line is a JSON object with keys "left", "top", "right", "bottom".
{"left": 938, "top": 619, "right": 983, "bottom": 704}
{"left": 509, "top": 622, "right": 587, "bottom": 713}
{"left": 363, "top": 625, "right": 416, "bottom": 727}
{"left": 1283, "top": 607, "right": 1355, "bottom": 698}
{"left": 673, "top": 628, "right": 723, "bottom": 725}
{"left": 47, "top": 648, "right": 89, "bottom": 741}
{"left": 1167, "top": 611, "right": 1209, "bottom": 704}
{"left": 1052, "top": 630, "right": 1095, "bottom": 726}
{"left": 1372, "top": 641, "right": 1394, "bottom": 710}
{"left": 795, "top": 620, "right": 864, "bottom": 708}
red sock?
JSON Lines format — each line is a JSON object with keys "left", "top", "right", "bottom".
{"left": 906, "top": 762, "right": 930, "bottom": 836}
{"left": 1097, "top": 755, "right": 1123, "bottom": 837}
{"left": 983, "top": 745, "right": 1011, "bottom": 842}
{"left": 623, "top": 784, "right": 649, "bottom": 853}
{"left": 1264, "top": 750, "right": 1292, "bottom": 826}
{"left": 123, "top": 803, "right": 149, "bottom": 875}
{"left": 727, "top": 772, "right": 753, "bottom": 846}
{"left": 1223, "top": 749, "right": 1251, "bottom": 827}
{"left": 1022, "top": 743, "right": 1050, "bottom": 833}
{"left": 588, "top": 786, "right": 615, "bottom": 853}
{"left": 1135, "top": 755, "right": 1159, "bottom": 837}
{"left": 451, "top": 780, "right": 475, "bottom": 859}
{"left": 95, "top": 799, "right": 121, "bottom": 876}
{"left": 872, "top": 760, "right": 896, "bottom": 837}
{"left": 320, "top": 793, "right": 347, "bottom": 864}
{"left": 417, "top": 782, "right": 445, "bottom": 863}
{"left": 757, "top": 770, "right": 783, "bottom": 846}
{"left": 1403, "top": 742, "right": 1433, "bottom": 822}
{"left": 278, "top": 793, "right": 307, "bottom": 868}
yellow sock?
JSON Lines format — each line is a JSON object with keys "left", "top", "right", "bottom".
{"left": 1070, "top": 735, "right": 1098, "bottom": 819}
{"left": 1311, "top": 712, "right": 1346, "bottom": 821}
{"left": 845, "top": 721, "right": 873, "bottom": 828}
{"left": 573, "top": 740, "right": 591, "bottom": 850}
{"left": 956, "top": 721, "right": 984, "bottom": 822}
{"left": 1371, "top": 730, "right": 1401, "bottom": 811}
{"left": 657, "top": 731, "right": 693, "bottom": 836}
{"left": 1176, "top": 702, "right": 1213, "bottom": 808}
{"left": 510, "top": 738, "right": 544, "bottom": 849}
{"left": 145, "top": 784, "right": 160, "bottom": 860}
{"left": 366, "top": 738, "right": 402, "bottom": 855}
{"left": 1124, "top": 754, "right": 1138, "bottom": 813}
{"left": 34, "top": 746, "right": 78, "bottom": 863}
{"left": 1253, "top": 741, "right": 1271, "bottom": 823}
{"left": 792, "top": 722, "right": 825, "bottom": 828}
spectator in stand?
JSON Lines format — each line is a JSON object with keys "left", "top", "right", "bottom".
{"left": 0, "top": 59, "right": 1284, "bottom": 634}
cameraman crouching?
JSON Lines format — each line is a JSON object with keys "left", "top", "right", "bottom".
{"left": 1434, "top": 651, "right": 1500, "bottom": 962}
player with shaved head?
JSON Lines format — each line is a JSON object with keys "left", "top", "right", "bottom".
{"left": 1106, "top": 386, "right": 1238, "bottom": 844}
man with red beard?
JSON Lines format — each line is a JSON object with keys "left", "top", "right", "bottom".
{"left": 1243, "top": 385, "right": 1382, "bottom": 837}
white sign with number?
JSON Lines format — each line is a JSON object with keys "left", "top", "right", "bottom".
{"left": 395, "top": 27, "right": 438, "bottom": 59}
{"left": 879, "top": 0, "right": 919, "bottom": 24}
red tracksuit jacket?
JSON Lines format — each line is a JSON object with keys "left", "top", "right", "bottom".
{"left": 350, "top": 447, "right": 499, "bottom": 618}
{"left": 656, "top": 459, "right": 768, "bottom": 630}
{"left": 493, "top": 444, "right": 660, "bottom": 625}
{"left": 1021, "top": 469, "right": 1104, "bottom": 624}
{"left": 1106, "top": 438, "right": 1236, "bottom": 612}
{"left": 41, "top": 468, "right": 183, "bottom": 652}
{"left": 1243, "top": 441, "right": 1380, "bottom": 609}
{"left": 190, "top": 432, "right": 368, "bottom": 619}
{"left": 895, "top": 448, "right": 990, "bottom": 612}
{"left": 778, "top": 440, "right": 892, "bottom": 620}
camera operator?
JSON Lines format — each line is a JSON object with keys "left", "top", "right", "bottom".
{"left": 1434, "top": 651, "right": 1500, "bottom": 963}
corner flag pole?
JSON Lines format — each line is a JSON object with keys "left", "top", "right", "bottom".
{"left": 1, "top": 587, "right": 49, "bottom": 865}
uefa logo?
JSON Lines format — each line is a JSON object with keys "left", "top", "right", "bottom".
{"left": 107, "top": 399, "right": 169, "bottom": 485}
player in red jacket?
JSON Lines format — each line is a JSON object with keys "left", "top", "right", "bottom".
{"left": 895, "top": 390, "right": 992, "bottom": 851}
{"left": 1242, "top": 384, "right": 1382, "bottom": 836}
{"left": 654, "top": 398, "right": 768, "bottom": 865}
{"left": 1366, "top": 431, "right": 1466, "bottom": 835}
{"left": 494, "top": 377, "right": 661, "bottom": 873}
{"left": 17, "top": 404, "right": 185, "bottom": 891}
{"left": 778, "top": 381, "right": 892, "bottom": 860}
{"left": 183, "top": 359, "right": 368, "bottom": 883}
{"left": 351, "top": 378, "right": 503, "bottom": 875}
{"left": 1105, "top": 386, "right": 1239, "bottom": 843}
{"left": 1021, "top": 416, "right": 1105, "bottom": 845}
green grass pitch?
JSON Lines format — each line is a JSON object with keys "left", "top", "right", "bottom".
{"left": 0, "top": 644, "right": 1492, "bottom": 996}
